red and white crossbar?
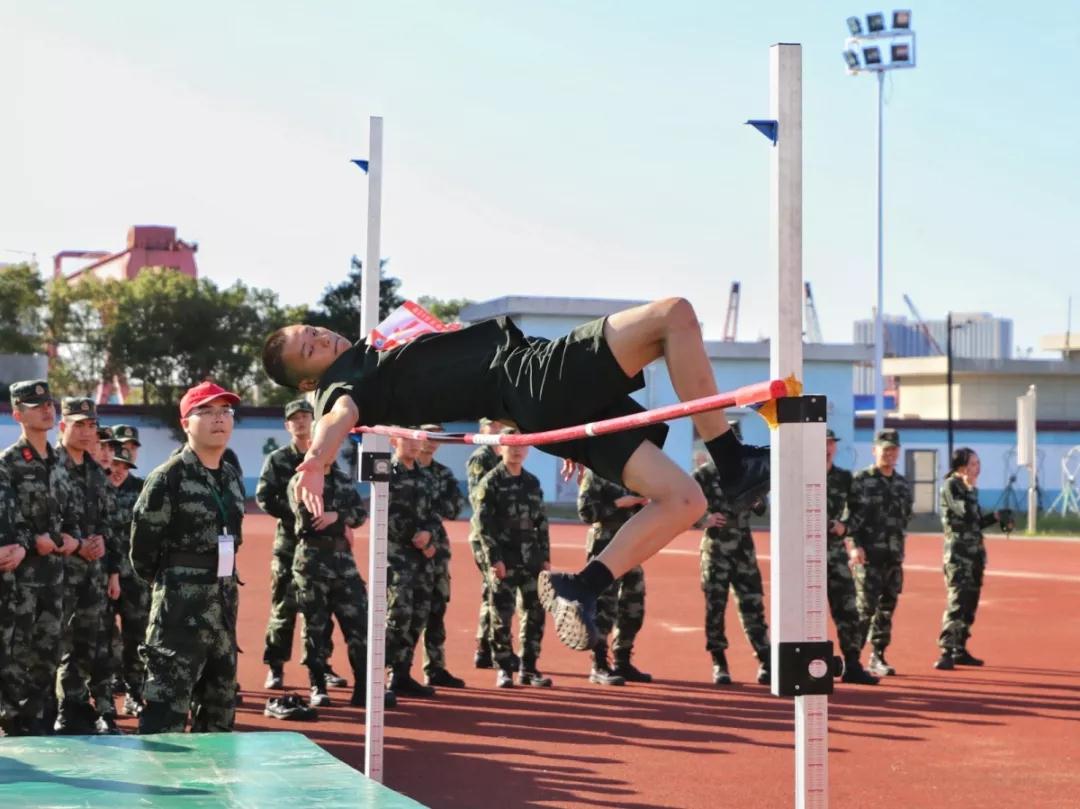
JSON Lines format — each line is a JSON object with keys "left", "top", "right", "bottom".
{"left": 352, "top": 377, "right": 793, "bottom": 446}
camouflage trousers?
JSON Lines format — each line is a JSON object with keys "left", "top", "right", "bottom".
{"left": 826, "top": 542, "right": 862, "bottom": 659}
{"left": 7, "top": 574, "right": 63, "bottom": 726}
{"left": 469, "top": 538, "right": 493, "bottom": 650}
{"left": 489, "top": 567, "right": 545, "bottom": 669}
{"left": 57, "top": 557, "right": 114, "bottom": 717}
{"left": 110, "top": 570, "right": 150, "bottom": 699}
{"left": 293, "top": 542, "right": 368, "bottom": 682}
{"left": 385, "top": 552, "right": 433, "bottom": 669}
{"left": 423, "top": 553, "right": 452, "bottom": 675}
{"left": 139, "top": 573, "right": 239, "bottom": 734}
{"left": 700, "top": 532, "right": 770, "bottom": 659}
{"left": 263, "top": 545, "right": 333, "bottom": 667}
{"left": 854, "top": 555, "right": 904, "bottom": 653}
{"left": 594, "top": 565, "right": 645, "bottom": 655}
{"left": 0, "top": 571, "right": 16, "bottom": 724}
{"left": 938, "top": 549, "right": 985, "bottom": 654}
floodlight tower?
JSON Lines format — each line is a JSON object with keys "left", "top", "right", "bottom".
{"left": 842, "top": 10, "right": 917, "bottom": 435}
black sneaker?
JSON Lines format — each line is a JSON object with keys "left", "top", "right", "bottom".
{"left": 841, "top": 658, "right": 880, "bottom": 685}
{"left": 324, "top": 667, "right": 348, "bottom": 687}
{"left": 722, "top": 444, "right": 772, "bottom": 511}
{"left": 390, "top": 668, "right": 436, "bottom": 698}
{"left": 612, "top": 654, "right": 652, "bottom": 684}
{"left": 589, "top": 666, "right": 625, "bottom": 686}
{"left": 496, "top": 669, "right": 514, "bottom": 688}
{"left": 953, "top": 649, "right": 984, "bottom": 667}
{"left": 519, "top": 668, "right": 553, "bottom": 688}
{"left": 264, "top": 694, "right": 317, "bottom": 721}
{"left": 934, "top": 653, "right": 956, "bottom": 671}
{"left": 537, "top": 571, "right": 599, "bottom": 651}
{"left": 264, "top": 664, "right": 284, "bottom": 690}
{"left": 309, "top": 686, "right": 331, "bottom": 707}
{"left": 95, "top": 714, "right": 124, "bottom": 735}
{"left": 426, "top": 668, "right": 466, "bottom": 688}
{"left": 712, "top": 651, "right": 732, "bottom": 686}
{"left": 474, "top": 646, "right": 494, "bottom": 669}
{"left": 868, "top": 651, "right": 896, "bottom": 677}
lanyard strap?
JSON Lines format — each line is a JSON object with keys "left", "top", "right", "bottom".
{"left": 207, "top": 480, "right": 232, "bottom": 533}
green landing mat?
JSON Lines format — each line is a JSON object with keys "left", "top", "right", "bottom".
{"left": 0, "top": 731, "right": 427, "bottom": 808}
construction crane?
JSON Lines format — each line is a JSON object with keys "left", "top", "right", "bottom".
{"left": 902, "top": 293, "right": 944, "bottom": 355}
{"left": 803, "top": 282, "right": 823, "bottom": 343}
{"left": 723, "top": 281, "right": 740, "bottom": 342}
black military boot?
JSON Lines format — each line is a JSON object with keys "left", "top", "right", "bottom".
{"left": 537, "top": 571, "right": 599, "bottom": 651}
{"left": 933, "top": 652, "right": 956, "bottom": 670}
{"left": 706, "top": 431, "right": 772, "bottom": 511}
{"left": 389, "top": 664, "right": 436, "bottom": 698}
{"left": 755, "top": 648, "right": 772, "bottom": 685}
{"left": 589, "top": 642, "right": 625, "bottom": 686}
{"left": 612, "top": 649, "right": 652, "bottom": 683}
{"left": 712, "top": 651, "right": 732, "bottom": 686}
{"left": 952, "top": 649, "right": 984, "bottom": 667}
{"left": 868, "top": 649, "right": 896, "bottom": 677}
{"left": 841, "top": 654, "right": 880, "bottom": 685}
{"left": 518, "top": 656, "right": 553, "bottom": 688}
{"left": 474, "top": 640, "right": 493, "bottom": 669}
{"left": 426, "top": 668, "right": 466, "bottom": 688}
{"left": 54, "top": 702, "right": 96, "bottom": 735}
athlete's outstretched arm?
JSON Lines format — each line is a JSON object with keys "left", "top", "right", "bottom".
{"left": 295, "top": 394, "right": 359, "bottom": 517}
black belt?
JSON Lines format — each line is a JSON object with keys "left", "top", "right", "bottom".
{"left": 165, "top": 551, "right": 217, "bottom": 570}
{"left": 301, "top": 536, "right": 350, "bottom": 552}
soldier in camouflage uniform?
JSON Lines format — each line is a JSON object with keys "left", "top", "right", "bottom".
{"left": 472, "top": 431, "right": 553, "bottom": 688}
{"left": 824, "top": 430, "right": 878, "bottom": 685}
{"left": 935, "top": 448, "right": 1009, "bottom": 671}
{"left": 0, "top": 451, "right": 25, "bottom": 733}
{"left": 112, "top": 424, "right": 141, "bottom": 465}
{"left": 54, "top": 397, "right": 122, "bottom": 734}
{"left": 846, "top": 428, "right": 914, "bottom": 677}
{"left": 417, "top": 425, "right": 466, "bottom": 688}
{"left": 256, "top": 399, "right": 339, "bottom": 690}
{"left": 0, "top": 381, "right": 78, "bottom": 735}
{"left": 466, "top": 417, "right": 504, "bottom": 668}
{"left": 385, "top": 435, "right": 441, "bottom": 698}
{"left": 287, "top": 459, "right": 388, "bottom": 708}
{"left": 108, "top": 445, "right": 150, "bottom": 715}
{"left": 131, "top": 382, "right": 245, "bottom": 733}
{"left": 694, "top": 460, "right": 771, "bottom": 686}
{"left": 577, "top": 470, "right": 651, "bottom": 687}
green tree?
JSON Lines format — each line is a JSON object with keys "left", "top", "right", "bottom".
{"left": 44, "top": 275, "right": 113, "bottom": 396}
{"left": 0, "top": 263, "right": 46, "bottom": 354}
{"left": 305, "top": 255, "right": 404, "bottom": 339}
{"left": 416, "top": 295, "right": 473, "bottom": 324}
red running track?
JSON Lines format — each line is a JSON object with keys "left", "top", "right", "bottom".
{"left": 112, "top": 516, "right": 1080, "bottom": 808}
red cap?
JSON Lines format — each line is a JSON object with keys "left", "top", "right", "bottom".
{"left": 179, "top": 381, "right": 241, "bottom": 419}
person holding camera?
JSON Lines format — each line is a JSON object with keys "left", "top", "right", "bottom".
{"left": 934, "top": 447, "right": 1011, "bottom": 671}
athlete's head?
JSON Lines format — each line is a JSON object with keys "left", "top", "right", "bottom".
{"left": 263, "top": 325, "right": 353, "bottom": 392}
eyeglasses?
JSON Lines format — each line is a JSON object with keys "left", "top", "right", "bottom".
{"left": 190, "top": 406, "right": 235, "bottom": 419}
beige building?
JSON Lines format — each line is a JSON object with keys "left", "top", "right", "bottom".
{"left": 884, "top": 356, "right": 1080, "bottom": 421}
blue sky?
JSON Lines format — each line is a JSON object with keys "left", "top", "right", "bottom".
{"left": 3, "top": 1, "right": 1078, "bottom": 352}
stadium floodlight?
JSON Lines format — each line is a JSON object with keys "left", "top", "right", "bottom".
{"left": 842, "top": 11, "right": 918, "bottom": 434}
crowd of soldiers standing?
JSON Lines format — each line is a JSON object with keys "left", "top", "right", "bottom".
{"left": 2, "top": 380, "right": 998, "bottom": 737}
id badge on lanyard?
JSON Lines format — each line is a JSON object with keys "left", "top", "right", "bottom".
{"left": 207, "top": 476, "right": 235, "bottom": 578}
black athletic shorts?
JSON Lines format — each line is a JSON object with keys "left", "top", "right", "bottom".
{"left": 497, "top": 316, "right": 668, "bottom": 484}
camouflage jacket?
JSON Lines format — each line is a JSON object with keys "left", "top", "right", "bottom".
{"left": 256, "top": 442, "right": 304, "bottom": 552}
{"left": 940, "top": 475, "right": 995, "bottom": 559}
{"left": 111, "top": 473, "right": 145, "bottom": 577}
{"left": 846, "top": 465, "right": 913, "bottom": 559}
{"left": 0, "top": 463, "right": 15, "bottom": 549}
{"left": 288, "top": 461, "right": 367, "bottom": 543}
{"left": 826, "top": 465, "right": 853, "bottom": 548}
{"left": 466, "top": 446, "right": 500, "bottom": 498}
{"left": 577, "top": 469, "right": 642, "bottom": 556}
{"left": 55, "top": 443, "right": 118, "bottom": 575}
{"left": 0, "top": 437, "right": 67, "bottom": 586}
{"left": 471, "top": 463, "right": 550, "bottom": 574}
{"left": 388, "top": 457, "right": 442, "bottom": 559}
{"left": 421, "top": 459, "right": 464, "bottom": 561}
{"left": 693, "top": 461, "right": 751, "bottom": 544}
{"left": 130, "top": 446, "right": 245, "bottom": 583}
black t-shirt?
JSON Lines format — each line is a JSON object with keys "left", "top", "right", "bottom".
{"left": 314, "top": 317, "right": 525, "bottom": 427}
